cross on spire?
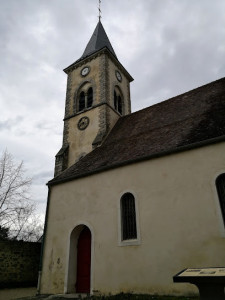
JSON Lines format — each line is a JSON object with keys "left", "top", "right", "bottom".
{"left": 98, "top": 0, "right": 102, "bottom": 22}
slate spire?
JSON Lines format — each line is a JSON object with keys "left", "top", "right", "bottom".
{"left": 80, "top": 21, "right": 117, "bottom": 60}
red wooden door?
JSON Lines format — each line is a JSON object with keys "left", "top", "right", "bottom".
{"left": 76, "top": 227, "right": 91, "bottom": 293}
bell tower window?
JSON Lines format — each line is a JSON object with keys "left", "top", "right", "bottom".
{"left": 114, "top": 91, "right": 117, "bottom": 111}
{"left": 114, "top": 87, "right": 123, "bottom": 115}
{"left": 118, "top": 96, "right": 122, "bottom": 114}
{"left": 77, "top": 83, "right": 94, "bottom": 113}
{"left": 79, "top": 91, "right": 85, "bottom": 112}
{"left": 87, "top": 87, "right": 93, "bottom": 108}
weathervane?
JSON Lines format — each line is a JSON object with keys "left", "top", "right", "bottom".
{"left": 98, "top": 0, "right": 102, "bottom": 21}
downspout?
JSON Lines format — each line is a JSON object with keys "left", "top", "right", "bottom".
{"left": 37, "top": 185, "right": 51, "bottom": 295}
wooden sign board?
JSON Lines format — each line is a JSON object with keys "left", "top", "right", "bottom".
{"left": 174, "top": 268, "right": 225, "bottom": 300}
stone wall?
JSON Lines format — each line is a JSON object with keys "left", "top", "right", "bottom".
{"left": 0, "top": 240, "right": 41, "bottom": 288}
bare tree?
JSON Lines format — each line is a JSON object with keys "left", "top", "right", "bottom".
{"left": 0, "top": 150, "right": 43, "bottom": 241}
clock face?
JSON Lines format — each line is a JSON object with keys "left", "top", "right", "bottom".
{"left": 81, "top": 66, "right": 90, "bottom": 77}
{"left": 116, "top": 70, "right": 122, "bottom": 82}
{"left": 77, "top": 116, "right": 89, "bottom": 130}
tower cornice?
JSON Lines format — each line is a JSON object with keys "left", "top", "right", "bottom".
{"left": 63, "top": 101, "right": 122, "bottom": 121}
{"left": 63, "top": 47, "right": 133, "bottom": 82}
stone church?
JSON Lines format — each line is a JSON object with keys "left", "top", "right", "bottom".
{"left": 39, "top": 21, "right": 225, "bottom": 296}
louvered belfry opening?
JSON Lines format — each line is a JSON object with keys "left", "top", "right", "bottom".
{"left": 114, "top": 91, "right": 117, "bottom": 110}
{"left": 118, "top": 96, "right": 122, "bottom": 114}
{"left": 114, "top": 88, "right": 123, "bottom": 115}
{"left": 121, "top": 193, "right": 137, "bottom": 240}
{"left": 87, "top": 87, "right": 93, "bottom": 108}
{"left": 216, "top": 174, "right": 225, "bottom": 227}
{"left": 79, "top": 91, "right": 85, "bottom": 111}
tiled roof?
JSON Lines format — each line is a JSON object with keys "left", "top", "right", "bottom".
{"left": 49, "top": 77, "right": 225, "bottom": 185}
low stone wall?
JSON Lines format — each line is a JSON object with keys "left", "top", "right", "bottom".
{"left": 0, "top": 240, "right": 41, "bottom": 288}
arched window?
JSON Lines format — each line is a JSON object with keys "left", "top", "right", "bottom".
{"left": 121, "top": 193, "right": 137, "bottom": 240}
{"left": 114, "top": 91, "right": 117, "bottom": 110}
{"left": 87, "top": 87, "right": 93, "bottom": 108}
{"left": 118, "top": 96, "right": 122, "bottom": 115}
{"left": 216, "top": 174, "right": 225, "bottom": 227}
{"left": 77, "top": 84, "right": 94, "bottom": 112}
{"left": 114, "top": 88, "right": 123, "bottom": 115}
{"left": 79, "top": 91, "right": 85, "bottom": 112}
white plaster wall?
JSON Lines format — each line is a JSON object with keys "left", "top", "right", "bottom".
{"left": 40, "top": 141, "right": 225, "bottom": 296}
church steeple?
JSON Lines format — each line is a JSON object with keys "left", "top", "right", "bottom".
{"left": 54, "top": 21, "right": 133, "bottom": 177}
{"left": 80, "top": 21, "right": 117, "bottom": 61}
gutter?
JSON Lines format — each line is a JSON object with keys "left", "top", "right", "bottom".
{"left": 48, "top": 135, "right": 225, "bottom": 187}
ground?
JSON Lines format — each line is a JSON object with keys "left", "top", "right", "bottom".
{"left": 0, "top": 288, "right": 200, "bottom": 300}
{"left": 0, "top": 287, "right": 37, "bottom": 300}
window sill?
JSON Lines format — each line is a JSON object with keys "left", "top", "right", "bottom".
{"left": 77, "top": 106, "right": 93, "bottom": 114}
{"left": 118, "top": 239, "right": 141, "bottom": 247}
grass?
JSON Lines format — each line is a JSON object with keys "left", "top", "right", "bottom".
{"left": 86, "top": 294, "right": 199, "bottom": 300}
{"left": 16, "top": 293, "right": 200, "bottom": 300}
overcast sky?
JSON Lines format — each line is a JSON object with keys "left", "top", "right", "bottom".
{"left": 1, "top": 0, "right": 225, "bottom": 221}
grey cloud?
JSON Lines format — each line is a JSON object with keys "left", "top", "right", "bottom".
{"left": 0, "top": 116, "right": 24, "bottom": 130}
{"left": 33, "top": 171, "right": 53, "bottom": 184}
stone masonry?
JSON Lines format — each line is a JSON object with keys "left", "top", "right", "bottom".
{"left": 0, "top": 240, "right": 41, "bottom": 288}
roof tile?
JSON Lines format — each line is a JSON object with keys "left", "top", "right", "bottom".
{"left": 49, "top": 77, "right": 225, "bottom": 185}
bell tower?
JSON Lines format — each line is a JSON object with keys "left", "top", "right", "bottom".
{"left": 54, "top": 21, "right": 133, "bottom": 176}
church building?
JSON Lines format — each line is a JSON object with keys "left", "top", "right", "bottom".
{"left": 39, "top": 21, "right": 225, "bottom": 296}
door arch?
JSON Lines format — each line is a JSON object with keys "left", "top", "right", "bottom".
{"left": 66, "top": 225, "right": 92, "bottom": 294}
{"left": 76, "top": 227, "right": 91, "bottom": 293}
